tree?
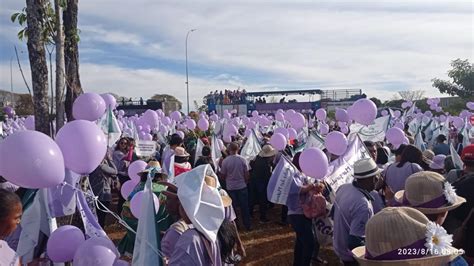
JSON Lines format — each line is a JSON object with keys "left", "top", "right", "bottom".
{"left": 432, "top": 59, "right": 474, "bottom": 99}
{"left": 15, "top": 94, "right": 35, "bottom": 116}
{"left": 193, "top": 100, "right": 208, "bottom": 113}
{"left": 26, "top": 0, "right": 51, "bottom": 135}
{"left": 151, "top": 94, "right": 182, "bottom": 109}
{"left": 369, "top": 97, "right": 382, "bottom": 107}
{"left": 63, "top": 0, "right": 83, "bottom": 121}
{"left": 397, "top": 90, "right": 425, "bottom": 102}
{"left": 55, "top": 0, "right": 66, "bottom": 129}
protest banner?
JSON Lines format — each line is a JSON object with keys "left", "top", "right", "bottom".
{"left": 135, "top": 140, "right": 157, "bottom": 157}
{"left": 267, "top": 156, "right": 305, "bottom": 207}
{"left": 350, "top": 116, "right": 390, "bottom": 143}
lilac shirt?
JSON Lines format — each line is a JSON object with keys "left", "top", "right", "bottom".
{"left": 220, "top": 155, "right": 249, "bottom": 191}
{"left": 169, "top": 229, "right": 221, "bottom": 266}
{"left": 383, "top": 162, "right": 423, "bottom": 193}
{"left": 333, "top": 183, "right": 374, "bottom": 262}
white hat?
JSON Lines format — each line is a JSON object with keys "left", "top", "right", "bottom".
{"left": 353, "top": 158, "right": 382, "bottom": 179}
{"left": 175, "top": 164, "right": 225, "bottom": 242}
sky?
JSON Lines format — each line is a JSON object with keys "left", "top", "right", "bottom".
{"left": 0, "top": 0, "right": 472, "bottom": 111}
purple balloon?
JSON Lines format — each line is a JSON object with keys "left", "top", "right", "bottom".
{"left": 386, "top": 127, "right": 405, "bottom": 146}
{"left": 118, "top": 110, "right": 125, "bottom": 116}
{"left": 73, "top": 237, "right": 117, "bottom": 266}
{"left": 452, "top": 117, "right": 464, "bottom": 129}
{"left": 394, "top": 110, "right": 401, "bottom": 118}
{"left": 274, "top": 127, "right": 289, "bottom": 140}
{"left": 130, "top": 191, "right": 160, "bottom": 218}
{"left": 55, "top": 120, "right": 107, "bottom": 174}
{"left": 288, "top": 128, "right": 298, "bottom": 140}
{"left": 285, "top": 109, "right": 296, "bottom": 121}
{"left": 394, "top": 122, "right": 404, "bottom": 129}
{"left": 319, "top": 123, "right": 329, "bottom": 135}
{"left": 300, "top": 148, "right": 328, "bottom": 179}
{"left": 439, "top": 115, "right": 447, "bottom": 122}
{"left": 351, "top": 99, "right": 377, "bottom": 125}
{"left": 466, "top": 102, "right": 474, "bottom": 111}
{"left": 269, "top": 133, "right": 287, "bottom": 151}
{"left": 315, "top": 108, "right": 327, "bottom": 121}
{"left": 381, "top": 110, "right": 389, "bottom": 116}
{"left": 100, "top": 93, "right": 117, "bottom": 109}
{"left": 291, "top": 113, "right": 306, "bottom": 129}
{"left": 325, "top": 131, "right": 348, "bottom": 156}
{"left": 198, "top": 118, "right": 209, "bottom": 131}
{"left": 340, "top": 125, "right": 349, "bottom": 134}
{"left": 176, "top": 130, "right": 185, "bottom": 139}
{"left": 251, "top": 110, "right": 259, "bottom": 118}
{"left": 128, "top": 160, "right": 147, "bottom": 182}
{"left": 121, "top": 180, "right": 138, "bottom": 199}
{"left": 185, "top": 119, "right": 196, "bottom": 130}
{"left": 24, "top": 115, "right": 35, "bottom": 130}
{"left": 162, "top": 117, "right": 172, "bottom": 126}
{"left": 401, "top": 102, "right": 408, "bottom": 109}
{"left": 170, "top": 111, "right": 182, "bottom": 121}
{"left": 73, "top": 93, "right": 106, "bottom": 121}
{"left": 275, "top": 112, "right": 285, "bottom": 122}
{"left": 47, "top": 225, "right": 85, "bottom": 262}
{"left": 142, "top": 109, "right": 159, "bottom": 128}
{"left": 0, "top": 131, "right": 65, "bottom": 188}
{"left": 210, "top": 114, "right": 219, "bottom": 122}
{"left": 335, "top": 109, "right": 349, "bottom": 122}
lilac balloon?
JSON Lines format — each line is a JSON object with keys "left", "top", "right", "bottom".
{"left": 275, "top": 112, "right": 285, "bottom": 122}
{"left": 118, "top": 110, "right": 125, "bottom": 116}
{"left": 288, "top": 128, "right": 298, "bottom": 140}
{"left": 121, "top": 180, "right": 138, "bottom": 199}
{"left": 55, "top": 120, "right": 107, "bottom": 174}
{"left": 466, "top": 102, "right": 474, "bottom": 111}
{"left": 435, "top": 106, "right": 442, "bottom": 113}
{"left": 24, "top": 115, "right": 35, "bottom": 130}
{"left": 170, "top": 111, "right": 182, "bottom": 121}
{"left": 319, "top": 123, "right": 329, "bottom": 135}
{"left": 335, "top": 108, "right": 349, "bottom": 122}
{"left": 143, "top": 109, "right": 159, "bottom": 128}
{"left": 274, "top": 127, "right": 289, "bottom": 140}
{"left": 244, "top": 128, "right": 252, "bottom": 138}
{"left": 247, "top": 121, "right": 256, "bottom": 130}
{"left": 269, "top": 133, "right": 287, "bottom": 151}
{"left": 162, "top": 117, "right": 172, "bottom": 126}
{"left": 130, "top": 191, "right": 160, "bottom": 218}
{"left": 176, "top": 130, "right": 185, "bottom": 139}
{"left": 198, "top": 118, "right": 209, "bottom": 131}
{"left": 386, "top": 127, "right": 405, "bottom": 146}
{"left": 291, "top": 113, "right": 306, "bottom": 129}
{"left": 210, "top": 114, "right": 219, "bottom": 122}
{"left": 299, "top": 148, "right": 328, "bottom": 180}
{"left": 351, "top": 99, "right": 377, "bottom": 125}
{"left": 72, "top": 93, "right": 106, "bottom": 121}
{"left": 325, "top": 131, "right": 348, "bottom": 156}
{"left": 401, "top": 102, "right": 408, "bottom": 109}
{"left": 394, "top": 122, "right": 404, "bottom": 129}
{"left": 73, "top": 237, "right": 117, "bottom": 266}
{"left": 315, "top": 108, "right": 327, "bottom": 121}
{"left": 3, "top": 106, "right": 14, "bottom": 117}
{"left": 47, "top": 225, "right": 85, "bottom": 262}
{"left": 0, "top": 131, "right": 65, "bottom": 188}
{"left": 381, "top": 110, "right": 389, "bottom": 116}
{"left": 393, "top": 110, "right": 401, "bottom": 118}
{"left": 223, "top": 135, "right": 232, "bottom": 143}
{"left": 452, "top": 117, "right": 464, "bottom": 129}
{"left": 128, "top": 160, "right": 147, "bottom": 182}
{"left": 224, "top": 112, "right": 232, "bottom": 119}
{"left": 100, "top": 93, "right": 117, "bottom": 109}
{"left": 285, "top": 109, "right": 296, "bottom": 121}
{"left": 439, "top": 115, "right": 447, "bottom": 122}
{"left": 340, "top": 125, "right": 349, "bottom": 134}
{"left": 424, "top": 111, "right": 433, "bottom": 118}
{"left": 143, "top": 133, "right": 152, "bottom": 141}
{"left": 251, "top": 110, "right": 259, "bottom": 118}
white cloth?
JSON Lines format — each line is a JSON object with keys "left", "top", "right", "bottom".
{"left": 0, "top": 240, "right": 19, "bottom": 266}
{"left": 175, "top": 165, "right": 225, "bottom": 242}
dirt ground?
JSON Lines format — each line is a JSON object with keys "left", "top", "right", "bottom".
{"left": 104, "top": 203, "right": 340, "bottom": 266}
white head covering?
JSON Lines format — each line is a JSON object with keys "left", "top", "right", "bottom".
{"left": 175, "top": 164, "right": 225, "bottom": 242}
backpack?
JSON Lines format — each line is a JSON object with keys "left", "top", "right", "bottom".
{"left": 302, "top": 189, "right": 327, "bottom": 219}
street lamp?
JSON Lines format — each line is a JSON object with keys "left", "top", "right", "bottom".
{"left": 185, "top": 28, "right": 197, "bottom": 115}
{"left": 10, "top": 56, "right": 14, "bottom": 108}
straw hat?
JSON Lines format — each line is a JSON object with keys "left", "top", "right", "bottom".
{"left": 353, "top": 158, "right": 382, "bottom": 179}
{"left": 258, "top": 144, "right": 278, "bottom": 158}
{"left": 395, "top": 171, "right": 466, "bottom": 215}
{"left": 174, "top": 146, "right": 190, "bottom": 157}
{"left": 352, "top": 207, "right": 461, "bottom": 266}
{"left": 429, "top": 155, "right": 446, "bottom": 170}
{"left": 138, "top": 160, "right": 167, "bottom": 176}
{"left": 204, "top": 175, "right": 232, "bottom": 207}
{"left": 422, "top": 150, "right": 435, "bottom": 162}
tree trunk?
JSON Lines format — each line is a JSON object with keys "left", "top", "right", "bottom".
{"left": 26, "top": 0, "right": 51, "bottom": 136}
{"left": 55, "top": 0, "right": 66, "bottom": 129}
{"left": 63, "top": 0, "right": 82, "bottom": 122}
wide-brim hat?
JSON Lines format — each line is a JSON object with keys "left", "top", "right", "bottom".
{"left": 394, "top": 171, "right": 466, "bottom": 215}
{"left": 204, "top": 175, "right": 232, "bottom": 207}
{"left": 429, "top": 155, "right": 446, "bottom": 170}
{"left": 138, "top": 160, "right": 168, "bottom": 177}
{"left": 353, "top": 158, "right": 382, "bottom": 179}
{"left": 174, "top": 146, "right": 190, "bottom": 157}
{"left": 352, "top": 207, "right": 461, "bottom": 266}
{"left": 258, "top": 144, "right": 278, "bottom": 158}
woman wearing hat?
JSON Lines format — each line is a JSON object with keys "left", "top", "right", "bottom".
{"left": 118, "top": 161, "right": 173, "bottom": 256}
{"left": 333, "top": 158, "right": 380, "bottom": 266}
{"left": 352, "top": 207, "right": 466, "bottom": 266}
{"left": 249, "top": 144, "right": 278, "bottom": 223}
{"left": 173, "top": 147, "right": 192, "bottom": 177}
{"left": 429, "top": 155, "right": 447, "bottom": 175}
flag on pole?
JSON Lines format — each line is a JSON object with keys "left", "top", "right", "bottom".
{"left": 414, "top": 130, "right": 426, "bottom": 152}
{"left": 132, "top": 177, "right": 161, "bottom": 265}
{"left": 211, "top": 134, "right": 222, "bottom": 171}
{"left": 350, "top": 116, "right": 390, "bottom": 143}
{"left": 450, "top": 143, "right": 464, "bottom": 170}
{"left": 305, "top": 132, "right": 325, "bottom": 150}
{"left": 76, "top": 189, "right": 108, "bottom": 238}
{"left": 194, "top": 138, "right": 205, "bottom": 165}
{"left": 98, "top": 107, "right": 122, "bottom": 147}
{"left": 240, "top": 129, "right": 262, "bottom": 162}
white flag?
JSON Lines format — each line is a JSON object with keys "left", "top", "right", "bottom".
{"left": 350, "top": 116, "right": 390, "bottom": 143}
{"left": 240, "top": 129, "right": 262, "bottom": 162}
{"left": 194, "top": 138, "right": 205, "bottom": 164}
{"left": 305, "top": 132, "right": 325, "bottom": 150}
{"left": 450, "top": 143, "right": 464, "bottom": 170}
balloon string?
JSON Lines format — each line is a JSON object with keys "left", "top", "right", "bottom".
{"left": 61, "top": 182, "right": 165, "bottom": 258}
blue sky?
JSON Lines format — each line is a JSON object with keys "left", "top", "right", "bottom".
{"left": 0, "top": 0, "right": 472, "bottom": 110}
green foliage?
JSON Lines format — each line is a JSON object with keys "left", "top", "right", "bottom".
{"left": 432, "top": 59, "right": 474, "bottom": 99}
{"left": 370, "top": 97, "right": 382, "bottom": 107}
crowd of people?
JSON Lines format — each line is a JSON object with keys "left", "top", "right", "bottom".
{"left": 205, "top": 89, "right": 247, "bottom": 105}
{"left": 0, "top": 103, "right": 473, "bottom": 266}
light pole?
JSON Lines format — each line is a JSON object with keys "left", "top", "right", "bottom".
{"left": 185, "top": 28, "right": 196, "bottom": 115}
{"left": 10, "top": 56, "right": 14, "bottom": 108}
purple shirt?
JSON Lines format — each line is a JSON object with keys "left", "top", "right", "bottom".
{"left": 220, "top": 155, "right": 249, "bottom": 191}
{"left": 333, "top": 183, "right": 374, "bottom": 262}
{"left": 383, "top": 162, "right": 423, "bottom": 193}
{"left": 169, "top": 228, "right": 221, "bottom": 266}
{"left": 162, "top": 146, "right": 174, "bottom": 175}
{"left": 162, "top": 228, "right": 182, "bottom": 259}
